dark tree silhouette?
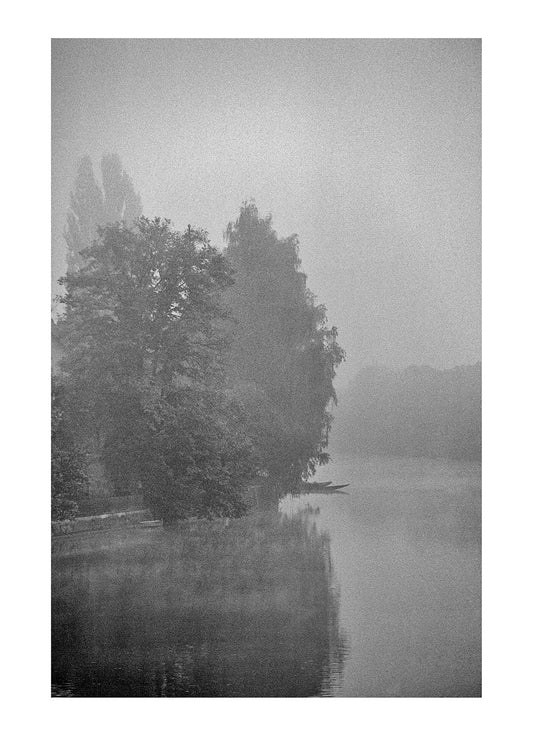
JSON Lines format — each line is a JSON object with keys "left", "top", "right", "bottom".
{"left": 58, "top": 218, "right": 254, "bottom": 521}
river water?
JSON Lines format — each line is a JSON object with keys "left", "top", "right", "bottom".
{"left": 52, "top": 455, "right": 481, "bottom": 697}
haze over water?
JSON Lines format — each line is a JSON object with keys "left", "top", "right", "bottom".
{"left": 53, "top": 454, "right": 480, "bottom": 697}
{"left": 283, "top": 454, "right": 481, "bottom": 696}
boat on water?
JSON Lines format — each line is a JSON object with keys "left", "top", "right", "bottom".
{"left": 299, "top": 481, "right": 349, "bottom": 493}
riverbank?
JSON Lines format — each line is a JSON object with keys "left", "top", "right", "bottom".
{"left": 51, "top": 509, "right": 152, "bottom": 536}
{"left": 51, "top": 484, "right": 270, "bottom": 536}
{"left": 52, "top": 504, "right": 337, "bottom": 697}
{"left": 52, "top": 455, "right": 480, "bottom": 696}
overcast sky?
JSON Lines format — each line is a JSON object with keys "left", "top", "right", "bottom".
{"left": 52, "top": 39, "right": 480, "bottom": 385}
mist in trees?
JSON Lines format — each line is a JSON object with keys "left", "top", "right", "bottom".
{"left": 64, "top": 154, "right": 142, "bottom": 273}
{"left": 54, "top": 166, "right": 345, "bottom": 520}
{"left": 53, "top": 152, "right": 481, "bottom": 523}
{"left": 223, "top": 203, "right": 345, "bottom": 493}
{"left": 55, "top": 152, "right": 480, "bottom": 524}
{"left": 333, "top": 364, "right": 481, "bottom": 461}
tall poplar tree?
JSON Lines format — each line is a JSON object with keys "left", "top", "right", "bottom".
{"left": 64, "top": 154, "right": 142, "bottom": 273}
{"left": 64, "top": 156, "right": 104, "bottom": 273}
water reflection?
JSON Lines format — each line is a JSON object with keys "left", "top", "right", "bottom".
{"left": 52, "top": 508, "right": 347, "bottom": 697}
{"left": 283, "top": 456, "right": 481, "bottom": 697}
{"left": 53, "top": 456, "right": 480, "bottom": 697}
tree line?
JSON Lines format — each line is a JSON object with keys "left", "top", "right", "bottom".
{"left": 52, "top": 156, "right": 344, "bottom": 521}
{"left": 333, "top": 364, "right": 481, "bottom": 461}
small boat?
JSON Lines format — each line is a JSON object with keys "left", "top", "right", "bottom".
{"left": 299, "top": 481, "right": 349, "bottom": 493}
{"left": 300, "top": 481, "right": 329, "bottom": 491}
{"left": 138, "top": 520, "right": 163, "bottom": 528}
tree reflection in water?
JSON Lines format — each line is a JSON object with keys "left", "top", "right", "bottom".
{"left": 52, "top": 506, "right": 347, "bottom": 697}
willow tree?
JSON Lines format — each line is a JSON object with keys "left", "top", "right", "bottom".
{"left": 224, "top": 202, "right": 344, "bottom": 492}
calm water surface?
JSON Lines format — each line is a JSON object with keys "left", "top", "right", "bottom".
{"left": 52, "top": 455, "right": 481, "bottom": 697}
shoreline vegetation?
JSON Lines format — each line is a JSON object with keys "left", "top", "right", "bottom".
{"left": 51, "top": 478, "right": 352, "bottom": 535}
{"left": 52, "top": 154, "right": 481, "bottom": 527}
{"left": 52, "top": 159, "right": 345, "bottom": 524}
{"left": 51, "top": 483, "right": 269, "bottom": 535}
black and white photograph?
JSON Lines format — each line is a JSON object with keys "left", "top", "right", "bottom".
{"left": 49, "top": 37, "right": 482, "bottom": 699}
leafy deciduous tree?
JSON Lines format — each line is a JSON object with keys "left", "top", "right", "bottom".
{"left": 59, "top": 218, "right": 254, "bottom": 521}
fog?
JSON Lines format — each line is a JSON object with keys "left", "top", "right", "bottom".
{"left": 52, "top": 39, "right": 481, "bottom": 387}
{"left": 52, "top": 39, "right": 481, "bottom": 699}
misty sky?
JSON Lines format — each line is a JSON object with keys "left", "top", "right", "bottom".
{"left": 52, "top": 39, "right": 481, "bottom": 386}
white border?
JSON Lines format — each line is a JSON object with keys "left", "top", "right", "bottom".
{"left": 4, "top": 2, "right": 532, "bottom": 752}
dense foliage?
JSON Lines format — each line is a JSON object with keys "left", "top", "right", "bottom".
{"left": 51, "top": 378, "right": 88, "bottom": 519}
{"left": 58, "top": 218, "right": 255, "bottom": 521}
{"left": 55, "top": 162, "right": 345, "bottom": 520}
{"left": 334, "top": 364, "right": 481, "bottom": 460}
{"left": 224, "top": 203, "right": 345, "bottom": 493}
